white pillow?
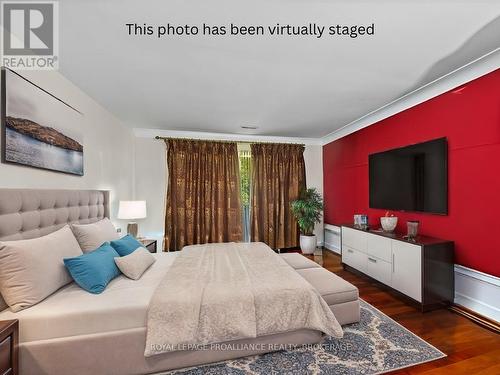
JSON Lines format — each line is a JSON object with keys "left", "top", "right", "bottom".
{"left": 71, "top": 218, "right": 119, "bottom": 252}
{"left": 114, "top": 248, "right": 156, "bottom": 280}
{"left": 0, "top": 225, "right": 83, "bottom": 312}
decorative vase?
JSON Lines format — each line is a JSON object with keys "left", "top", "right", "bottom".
{"left": 300, "top": 234, "right": 317, "bottom": 254}
{"left": 380, "top": 217, "right": 398, "bottom": 232}
{"left": 407, "top": 220, "right": 420, "bottom": 239}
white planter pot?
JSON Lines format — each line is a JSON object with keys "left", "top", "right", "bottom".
{"left": 300, "top": 234, "right": 317, "bottom": 254}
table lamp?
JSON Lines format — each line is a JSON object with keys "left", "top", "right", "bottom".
{"left": 117, "top": 201, "right": 147, "bottom": 238}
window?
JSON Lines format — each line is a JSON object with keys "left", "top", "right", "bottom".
{"left": 238, "top": 144, "right": 251, "bottom": 242}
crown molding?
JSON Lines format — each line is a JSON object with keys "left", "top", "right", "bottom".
{"left": 132, "top": 128, "right": 323, "bottom": 146}
{"left": 320, "top": 48, "right": 500, "bottom": 145}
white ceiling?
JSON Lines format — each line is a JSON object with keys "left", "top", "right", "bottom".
{"left": 59, "top": 0, "right": 500, "bottom": 138}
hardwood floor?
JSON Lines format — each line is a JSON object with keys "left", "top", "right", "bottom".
{"left": 303, "top": 249, "right": 500, "bottom": 374}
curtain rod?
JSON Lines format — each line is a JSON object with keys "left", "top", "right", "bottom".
{"left": 154, "top": 136, "right": 305, "bottom": 146}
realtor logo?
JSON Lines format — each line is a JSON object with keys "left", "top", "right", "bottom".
{"left": 1, "top": 1, "right": 59, "bottom": 69}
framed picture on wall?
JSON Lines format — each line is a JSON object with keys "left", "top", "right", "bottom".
{"left": 1, "top": 68, "right": 84, "bottom": 176}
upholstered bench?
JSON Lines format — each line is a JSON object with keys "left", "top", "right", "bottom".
{"left": 279, "top": 252, "right": 322, "bottom": 270}
{"left": 280, "top": 253, "right": 360, "bottom": 325}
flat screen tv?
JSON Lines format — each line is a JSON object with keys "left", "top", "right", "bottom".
{"left": 369, "top": 138, "right": 448, "bottom": 214}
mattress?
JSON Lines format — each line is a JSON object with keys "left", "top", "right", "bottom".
{"left": 0, "top": 252, "right": 178, "bottom": 343}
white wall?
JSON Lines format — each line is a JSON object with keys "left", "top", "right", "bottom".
{"left": 303, "top": 145, "right": 324, "bottom": 245}
{"left": 0, "top": 70, "right": 135, "bottom": 232}
{"left": 133, "top": 138, "right": 324, "bottom": 249}
{"left": 133, "top": 137, "right": 166, "bottom": 246}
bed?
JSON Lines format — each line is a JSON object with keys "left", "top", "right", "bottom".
{"left": 0, "top": 188, "right": 337, "bottom": 375}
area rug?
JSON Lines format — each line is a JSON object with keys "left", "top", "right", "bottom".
{"left": 166, "top": 299, "right": 445, "bottom": 374}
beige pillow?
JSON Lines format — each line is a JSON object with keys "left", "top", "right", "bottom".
{"left": 0, "top": 225, "right": 83, "bottom": 312}
{"left": 71, "top": 218, "right": 119, "bottom": 252}
{"left": 114, "top": 248, "right": 156, "bottom": 280}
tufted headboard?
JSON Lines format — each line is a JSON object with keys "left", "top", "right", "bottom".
{"left": 0, "top": 188, "right": 110, "bottom": 311}
{"left": 0, "top": 188, "right": 110, "bottom": 241}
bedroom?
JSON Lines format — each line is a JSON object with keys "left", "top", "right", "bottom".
{"left": 0, "top": 0, "right": 499, "bottom": 374}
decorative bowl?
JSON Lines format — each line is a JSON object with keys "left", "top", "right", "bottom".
{"left": 380, "top": 217, "right": 398, "bottom": 232}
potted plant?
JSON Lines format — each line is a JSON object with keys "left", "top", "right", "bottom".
{"left": 291, "top": 188, "right": 323, "bottom": 254}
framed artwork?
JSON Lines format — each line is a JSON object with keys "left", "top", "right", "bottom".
{"left": 1, "top": 68, "right": 84, "bottom": 175}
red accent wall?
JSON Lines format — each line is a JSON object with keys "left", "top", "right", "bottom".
{"left": 323, "top": 69, "right": 500, "bottom": 277}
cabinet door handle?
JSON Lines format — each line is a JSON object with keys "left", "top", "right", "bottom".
{"left": 392, "top": 253, "right": 395, "bottom": 273}
{"left": 347, "top": 249, "right": 353, "bottom": 253}
{"left": 368, "top": 257, "right": 377, "bottom": 263}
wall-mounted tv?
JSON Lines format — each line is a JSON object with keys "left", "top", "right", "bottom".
{"left": 369, "top": 138, "right": 448, "bottom": 214}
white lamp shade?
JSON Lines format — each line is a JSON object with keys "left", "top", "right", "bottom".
{"left": 117, "top": 201, "right": 147, "bottom": 220}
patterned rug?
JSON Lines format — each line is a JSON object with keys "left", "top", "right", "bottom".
{"left": 168, "top": 300, "right": 445, "bottom": 374}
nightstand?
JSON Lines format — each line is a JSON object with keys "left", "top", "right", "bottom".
{"left": 0, "top": 320, "right": 18, "bottom": 375}
{"left": 140, "top": 239, "right": 157, "bottom": 253}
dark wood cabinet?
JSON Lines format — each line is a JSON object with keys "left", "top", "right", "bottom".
{"left": 140, "top": 239, "right": 157, "bottom": 253}
{"left": 0, "top": 320, "right": 18, "bottom": 375}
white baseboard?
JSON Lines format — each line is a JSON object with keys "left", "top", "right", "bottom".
{"left": 324, "top": 224, "right": 341, "bottom": 254}
{"left": 454, "top": 265, "right": 500, "bottom": 323}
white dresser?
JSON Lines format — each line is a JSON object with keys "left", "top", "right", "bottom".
{"left": 341, "top": 225, "right": 454, "bottom": 311}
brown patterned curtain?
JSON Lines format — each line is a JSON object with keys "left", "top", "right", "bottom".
{"left": 163, "top": 139, "right": 242, "bottom": 251}
{"left": 250, "top": 143, "right": 306, "bottom": 249}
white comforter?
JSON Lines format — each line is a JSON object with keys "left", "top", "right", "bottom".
{"left": 145, "top": 242, "right": 343, "bottom": 357}
{"left": 0, "top": 252, "right": 178, "bottom": 343}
